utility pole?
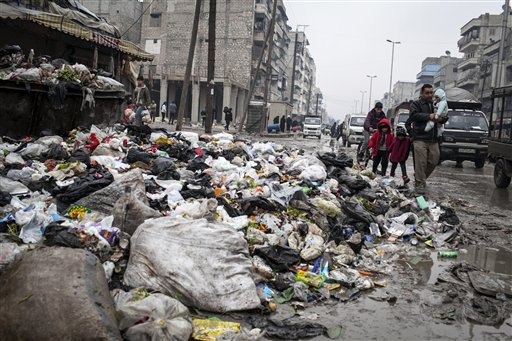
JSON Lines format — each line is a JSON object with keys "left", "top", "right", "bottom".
{"left": 260, "top": 0, "right": 279, "bottom": 134}
{"left": 237, "top": 3, "right": 276, "bottom": 132}
{"left": 386, "top": 39, "right": 401, "bottom": 110}
{"left": 176, "top": 0, "right": 201, "bottom": 131}
{"left": 366, "top": 75, "right": 377, "bottom": 112}
{"left": 315, "top": 93, "right": 320, "bottom": 116}
{"left": 360, "top": 90, "right": 366, "bottom": 114}
{"left": 205, "top": 0, "right": 217, "bottom": 134}
{"left": 497, "top": 0, "right": 510, "bottom": 88}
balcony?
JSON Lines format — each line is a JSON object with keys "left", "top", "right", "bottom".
{"left": 255, "top": 3, "right": 270, "bottom": 15}
{"left": 253, "top": 30, "right": 265, "bottom": 42}
{"left": 458, "top": 56, "right": 479, "bottom": 71}
{"left": 456, "top": 69, "right": 478, "bottom": 87}
{"left": 458, "top": 35, "right": 480, "bottom": 53}
{"left": 461, "top": 17, "right": 481, "bottom": 35}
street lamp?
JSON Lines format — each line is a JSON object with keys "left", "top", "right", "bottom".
{"left": 360, "top": 90, "right": 367, "bottom": 114}
{"left": 386, "top": 39, "right": 401, "bottom": 110}
{"left": 366, "top": 75, "right": 377, "bottom": 111}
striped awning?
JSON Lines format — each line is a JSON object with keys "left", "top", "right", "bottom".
{"left": 0, "top": 2, "right": 153, "bottom": 61}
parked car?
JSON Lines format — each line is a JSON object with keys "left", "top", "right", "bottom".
{"left": 341, "top": 114, "right": 365, "bottom": 147}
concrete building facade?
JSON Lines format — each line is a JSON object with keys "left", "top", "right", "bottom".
{"left": 434, "top": 55, "right": 462, "bottom": 90}
{"left": 414, "top": 57, "right": 441, "bottom": 97}
{"left": 392, "top": 81, "right": 416, "bottom": 106}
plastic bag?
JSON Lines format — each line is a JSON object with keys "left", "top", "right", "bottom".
{"left": 115, "top": 292, "right": 192, "bottom": 341}
{"left": 192, "top": 318, "right": 240, "bottom": 341}
{"left": 68, "top": 148, "right": 91, "bottom": 163}
{"left": 310, "top": 197, "right": 342, "bottom": 217}
{"left": 248, "top": 316, "right": 327, "bottom": 340}
{"left": 112, "top": 187, "right": 160, "bottom": 235}
{"left": 300, "top": 165, "right": 327, "bottom": 183}
{"left": 126, "top": 148, "right": 152, "bottom": 164}
{"left": 254, "top": 245, "right": 300, "bottom": 272}
{"left": 318, "top": 152, "right": 354, "bottom": 169}
{"left": 21, "top": 143, "right": 48, "bottom": 158}
{"left": 46, "top": 144, "right": 69, "bottom": 160}
{"left": 124, "top": 217, "right": 260, "bottom": 312}
{"left": 0, "top": 177, "right": 30, "bottom": 195}
{"left": 5, "top": 153, "right": 25, "bottom": 165}
{"left": 213, "top": 157, "right": 238, "bottom": 172}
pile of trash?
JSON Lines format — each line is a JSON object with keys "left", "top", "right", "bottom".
{"left": 0, "top": 44, "right": 124, "bottom": 91}
{"left": 0, "top": 122, "right": 498, "bottom": 340}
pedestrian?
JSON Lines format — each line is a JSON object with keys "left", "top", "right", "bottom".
{"left": 149, "top": 100, "right": 157, "bottom": 122}
{"left": 160, "top": 101, "right": 167, "bottom": 123}
{"left": 280, "top": 115, "right": 286, "bottom": 133}
{"left": 359, "top": 102, "right": 386, "bottom": 162}
{"left": 224, "top": 107, "right": 233, "bottom": 130}
{"left": 169, "top": 101, "right": 177, "bottom": 125}
{"left": 132, "top": 75, "right": 151, "bottom": 127}
{"left": 330, "top": 121, "right": 338, "bottom": 138}
{"left": 286, "top": 115, "right": 292, "bottom": 132}
{"left": 406, "top": 84, "right": 449, "bottom": 194}
{"left": 200, "top": 107, "right": 206, "bottom": 127}
{"left": 273, "top": 115, "right": 280, "bottom": 124}
{"left": 368, "top": 118, "right": 393, "bottom": 176}
{"left": 389, "top": 126, "right": 411, "bottom": 184}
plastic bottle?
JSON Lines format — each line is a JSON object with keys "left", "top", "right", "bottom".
{"left": 438, "top": 251, "right": 458, "bottom": 257}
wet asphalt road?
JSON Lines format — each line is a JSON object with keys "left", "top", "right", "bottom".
{"left": 261, "top": 134, "right": 511, "bottom": 213}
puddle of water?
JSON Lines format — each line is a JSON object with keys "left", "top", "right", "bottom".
{"left": 459, "top": 245, "right": 512, "bottom": 275}
{"left": 399, "top": 251, "right": 455, "bottom": 284}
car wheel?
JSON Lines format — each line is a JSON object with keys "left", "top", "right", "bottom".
{"left": 494, "top": 159, "right": 511, "bottom": 188}
{"left": 475, "top": 159, "right": 485, "bottom": 169}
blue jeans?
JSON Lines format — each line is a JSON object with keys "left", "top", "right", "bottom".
{"left": 135, "top": 105, "right": 145, "bottom": 126}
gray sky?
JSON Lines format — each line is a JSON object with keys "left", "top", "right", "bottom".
{"left": 284, "top": 0, "right": 504, "bottom": 120}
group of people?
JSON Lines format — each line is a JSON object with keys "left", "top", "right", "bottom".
{"left": 124, "top": 75, "right": 235, "bottom": 130}
{"left": 273, "top": 115, "right": 293, "bottom": 133}
{"left": 358, "top": 84, "right": 448, "bottom": 194}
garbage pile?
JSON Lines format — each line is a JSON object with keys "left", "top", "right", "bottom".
{"left": 0, "top": 44, "right": 124, "bottom": 91}
{"left": 1, "top": 123, "right": 503, "bottom": 340}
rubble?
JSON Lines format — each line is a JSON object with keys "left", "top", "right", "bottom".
{"left": 0, "top": 122, "right": 509, "bottom": 339}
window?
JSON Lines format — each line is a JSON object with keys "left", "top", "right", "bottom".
{"left": 149, "top": 13, "right": 161, "bottom": 27}
{"left": 490, "top": 28, "right": 496, "bottom": 35}
{"left": 453, "top": 67, "right": 458, "bottom": 73}
{"left": 145, "top": 39, "right": 161, "bottom": 54}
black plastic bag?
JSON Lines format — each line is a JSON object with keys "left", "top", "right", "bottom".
{"left": 156, "top": 170, "right": 180, "bottom": 180}
{"left": 341, "top": 199, "right": 376, "bottom": 226}
{"left": 161, "top": 143, "right": 194, "bottom": 162}
{"left": 0, "top": 192, "right": 12, "bottom": 206}
{"left": 46, "top": 144, "right": 69, "bottom": 160}
{"left": 371, "top": 199, "right": 390, "bottom": 215}
{"left": 318, "top": 152, "right": 354, "bottom": 169}
{"left": 180, "top": 187, "right": 214, "bottom": 200}
{"left": 44, "top": 223, "right": 81, "bottom": 248}
{"left": 338, "top": 175, "right": 370, "bottom": 192}
{"left": 52, "top": 168, "right": 114, "bottom": 203}
{"left": 240, "top": 197, "right": 277, "bottom": 215}
{"left": 187, "top": 158, "right": 210, "bottom": 172}
{"left": 254, "top": 246, "right": 300, "bottom": 272}
{"left": 150, "top": 157, "right": 176, "bottom": 175}
{"left": 217, "top": 196, "right": 241, "bottom": 217}
{"left": 439, "top": 206, "right": 460, "bottom": 225}
{"left": 248, "top": 316, "right": 327, "bottom": 340}
{"left": 68, "top": 148, "right": 91, "bottom": 163}
{"left": 126, "top": 148, "right": 152, "bottom": 165}
{"left": 145, "top": 178, "right": 163, "bottom": 194}
{"left": 329, "top": 225, "right": 353, "bottom": 244}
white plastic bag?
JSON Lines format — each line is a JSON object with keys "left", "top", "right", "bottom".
{"left": 124, "top": 217, "right": 260, "bottom": 312}
{"left": 5, "top": 153, "right": 25, "bottom": 165}
{"left": 0, "top": 177, "right": 30, "bottom": 195}
{"left": 300, "top": 165, "right": 327, "bottom": 183}
{"left": 115, "top": 291, "right": 192, "bottom": 341}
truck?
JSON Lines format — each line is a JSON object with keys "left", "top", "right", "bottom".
{"left": 387, "top": 101, "right": 412, "bottom": 131}
{"left": 440, "top": 88, "right": 489, "bottom": 168}
{"left": 341, "top": 114, "right": 365, "bottom": 147}
{"left": 488, "top": 86, "right": 512, "bottom": 188}
{"left": 303, "top": 116, "right": 322, "bottom": 139}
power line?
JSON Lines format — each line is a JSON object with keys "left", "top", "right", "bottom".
{"left": 120, "top": 0, "right": 157, "bottom": 38}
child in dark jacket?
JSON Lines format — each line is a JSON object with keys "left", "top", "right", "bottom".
{"left": 368, "top": 118, "right": 393, "bottom": 175}
{"left": 389, "top": 126, "right": 410, "bottom": 184}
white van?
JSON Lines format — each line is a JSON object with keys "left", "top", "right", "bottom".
{"left": 303, "top": 116, "right": 322, "bottom": 139}
{"left": 341, "top": 114, "right": 365, "bottom": 147}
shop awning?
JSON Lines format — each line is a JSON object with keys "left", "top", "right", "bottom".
{"left": 0, "top": 2, "right": 153, "bottom": 61}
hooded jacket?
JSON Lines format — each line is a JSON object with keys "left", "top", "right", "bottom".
{"left": 389, "top": 135, "right": 411, "bottom": 163}
{"left": 368, "top": 118, "right": 394, "bottom": 157}
{"left": 364, "top": 109, "right": 386, "bottom": 132}
{"left": 434, "top": 89, "right": 448, "bottom": 116}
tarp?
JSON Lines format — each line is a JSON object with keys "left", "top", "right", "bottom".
{"left": 0, "top": 2, "right": 153, "bottom": 61}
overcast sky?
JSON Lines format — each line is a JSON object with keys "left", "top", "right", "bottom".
{"left": 283, "top": 0, "right": 505, "bottom": 120}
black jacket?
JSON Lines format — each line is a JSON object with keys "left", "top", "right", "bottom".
{"left": 406, "top": 98, "right": 441, "bottom": 142}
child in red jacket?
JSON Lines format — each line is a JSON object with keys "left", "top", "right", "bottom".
{"left": 389, "top": 126, "right": 411, "bottom": 184}
{"left": 368, "top": 118, "right": 393, "bottom": 175}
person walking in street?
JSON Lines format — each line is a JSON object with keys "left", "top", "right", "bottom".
{"left": 359, "top": 102, "right": 386, "bottom": 162}
{"left": 406, "top": 84, "right": 449, "bottom": 194}
{"left": 149, "top": 100, "right": 157, "bottom": 122}
{"left": 368, "top": 118, "right": 393, "bottom": 175}
{"left": 160, "top": 101, "right": 167, "bottom": 123}
{"left": 389, "top": 126, "right": 411, "bottom": 184}
{"left": 280, "top": 115, "right": 286, "bottom": 133}
{"left": 273, "top": 115, "right": 280, "bottom": 124}
{"left": 286, "top": 115, "right": 292, "bottom": 132}
{"left": 133, "top": 76, "right": 151, "bottom": 127}
{"left": 168, "top": 101, "right": 177, "bottom": 125}
{"left": 224, "top": 107, "right": 233, "bottom": 130}
{"left": 200, "top": 107, "right": 207, "bottom": 127}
